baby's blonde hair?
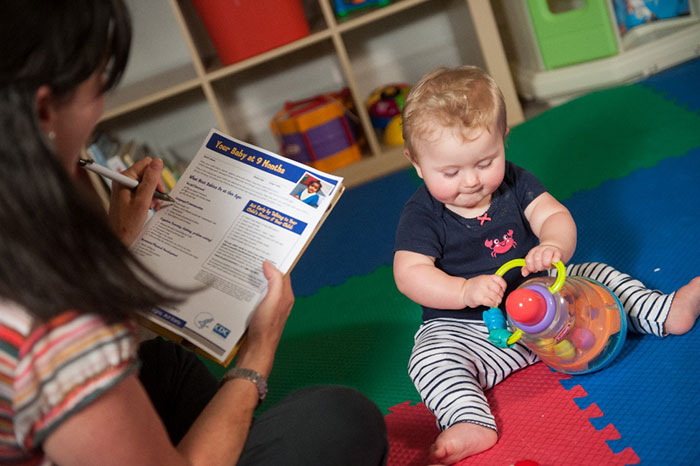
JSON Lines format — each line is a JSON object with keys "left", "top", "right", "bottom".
{"left": 402, "top": 66, "right": 507, "bottom": 160}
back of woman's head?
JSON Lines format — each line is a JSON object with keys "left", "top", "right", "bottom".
{"left": 1, "top": 0, "right": 131, "bottom": 95}
{"left": 0, "top": 0, "right": 182, "bottom": 321}
{"left": 402, "top": 66, "right": 507, "bottom": 158}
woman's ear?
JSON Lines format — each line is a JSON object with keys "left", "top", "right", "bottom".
{"left": 35, "top": 85, "right": 56, "bottom": 136}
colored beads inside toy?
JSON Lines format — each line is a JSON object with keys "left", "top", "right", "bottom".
{"left": 570, "top": 327, "right": 596, "bottom": 350}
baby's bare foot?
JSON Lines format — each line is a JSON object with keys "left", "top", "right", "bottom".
{"left": 665, "top": 277, "right": 700, "bottom": 335}
{"left": 428, "top": 422, "right": 497, "bottom": 465}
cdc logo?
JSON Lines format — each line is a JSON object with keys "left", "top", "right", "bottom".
{"left": 213, "top": 323, "right": 230, "bottom": 339}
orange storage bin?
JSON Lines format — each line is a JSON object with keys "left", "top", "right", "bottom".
{"left": 192, "top": 0, "right": 310, "bottom": 65}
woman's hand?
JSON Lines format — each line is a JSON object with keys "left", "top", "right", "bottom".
{"left": 235, "top": 261, "right": 294, "bottom": 377}
{"left": 108, "top": 157, "right": 165, "bottom": 247}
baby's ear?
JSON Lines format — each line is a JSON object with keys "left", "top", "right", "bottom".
{"left": 404, "top": 149, "right": 423, "bottom": 179}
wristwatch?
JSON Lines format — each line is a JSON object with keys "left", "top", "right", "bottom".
{"left": 220, "top": 367, "right": 268, "bottom": 404}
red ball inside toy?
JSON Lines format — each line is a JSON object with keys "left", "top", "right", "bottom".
{"left": 506, "top": 288, "right": 547, "bottom": 325}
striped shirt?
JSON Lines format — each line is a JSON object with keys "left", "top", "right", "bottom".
{"left": 0, "top": 302, "right": 139, "bottom": 465}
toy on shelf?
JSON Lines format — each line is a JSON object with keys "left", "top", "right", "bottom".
{"left": 613, "top": 0, "right": 691, "bottom": 35}
{"left": 366, "top": 83, "right": 411, "bottom": 146}
{"left": 483, "top": 259, "right": 627, "bottom": 375}
{"left": 333, "top": 0, "right": 391, "bottom": 18}
{"left": 271, "top": 88, "right": 362, "bottom": 173}
{"left": 524, "top": 0, "right": 619, "bottom": 70}
{"left": 192, "top": 0, "right": 310, "bottom": 65}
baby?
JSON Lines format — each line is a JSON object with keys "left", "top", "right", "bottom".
{"left": 393, "top": 65, "right": 700, "bottom": 464}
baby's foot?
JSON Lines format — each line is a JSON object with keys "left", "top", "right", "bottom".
{"left": 428, "top": 422, "right": 497, "bottom": 465}
{"left": 665, "top": 277, "right": 700, "bottom": 335}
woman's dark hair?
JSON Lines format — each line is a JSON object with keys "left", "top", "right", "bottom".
{"left": 0, "top": 0, "right": 185, "bottom": 321}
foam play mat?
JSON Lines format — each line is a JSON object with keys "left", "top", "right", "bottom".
{"left": 203, "top": 58, "right": 700, "bottom": 464}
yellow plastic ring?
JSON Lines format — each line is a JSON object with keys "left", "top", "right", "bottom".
{"left": 494, "top": 259, "right": 566, "bottom": 294}
{"left": 506, "top": 328, "right": 523, "bottom": 345}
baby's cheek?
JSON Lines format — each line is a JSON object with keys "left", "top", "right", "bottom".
{"left": 426, "top": 183, "right": 454, "bottom": 203}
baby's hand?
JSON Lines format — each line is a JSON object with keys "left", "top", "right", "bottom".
{"left": 463, "top": 274, "right": 507, "bottom": 308}
{"left": 523, "top": 244, "right": 562, "bottom": 277}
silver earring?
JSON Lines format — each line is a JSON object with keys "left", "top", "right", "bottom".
{"left": 47, "top": 131, "right": 56, "bottom": 140}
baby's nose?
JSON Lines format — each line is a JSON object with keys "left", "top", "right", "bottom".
{"left": 462, "top": 171, "right": 479, "bottom": 187}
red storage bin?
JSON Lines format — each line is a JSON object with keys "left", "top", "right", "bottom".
{"left": 192, "top": 0, "right": 310, "bottom": 65}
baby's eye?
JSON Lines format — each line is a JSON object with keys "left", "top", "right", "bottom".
{"left": 443, "top": 171, "right": 458, "bottom": 178}
{"left": 477, "top": 161, "right": 492, "bottom": 169}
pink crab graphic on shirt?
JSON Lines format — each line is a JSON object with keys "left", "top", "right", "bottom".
{"left": 484, "top": 229, "right": 517, "bottom": 257}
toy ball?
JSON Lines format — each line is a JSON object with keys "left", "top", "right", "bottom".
{"left": 366, "top": 83, "right": 410, "bottom": 130}
{"left": 383, "top": 115, "right": 404, "bottom": 146}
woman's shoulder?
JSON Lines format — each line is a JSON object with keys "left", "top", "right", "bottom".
{"left": 0, "top": 304, "right": 138, "bottom": 359}
{"left": 1, "top": 304, "right": 139, "bottom": 456}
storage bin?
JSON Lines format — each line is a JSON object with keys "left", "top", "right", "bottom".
{"left": 271, "top": 90, "right": 362, "bottom": 173}
{"left": 526, "top": 0, "right": 618, "bottom": 69}
{"left": 192, "top": 0, "right": 310, "bottom": 65}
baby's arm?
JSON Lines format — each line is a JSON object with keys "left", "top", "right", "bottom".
{"left": 394, "top": 250, "right": 506, "bottom": 309}
{"left": 522, "top": 192, "right": 577, "bottom": 276}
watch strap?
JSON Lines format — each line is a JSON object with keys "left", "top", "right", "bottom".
{"left": 220, "top": 367, "right": 268, "bottom": 404}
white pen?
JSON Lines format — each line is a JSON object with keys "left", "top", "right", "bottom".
{"left": 78, "top": 158, "right": 175, "bottom": 202}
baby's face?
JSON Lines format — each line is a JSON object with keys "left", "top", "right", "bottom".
{"left": 409, "top": 124, "right": 506, "bottom": 217}
{"left": 308, "top": 183, "right": 319, "bottom": 193}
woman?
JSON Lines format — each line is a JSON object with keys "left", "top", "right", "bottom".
{"left": 0, "top": 1, "right": 387, "bottom": 464}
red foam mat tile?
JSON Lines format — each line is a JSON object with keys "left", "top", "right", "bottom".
{"left": 385, "top": 362, "right": 639, "bottom": 466}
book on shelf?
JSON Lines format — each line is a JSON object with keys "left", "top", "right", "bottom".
{"left": 83, "top": 132, "right": 187, "bottom": 203}
{"left": 130, "top": 128, "right": 345, "bottom": 366}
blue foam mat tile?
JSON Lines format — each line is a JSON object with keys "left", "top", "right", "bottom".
{"left": 290, "top": 168, "right": 419, "bottom": 297}
{"left": 560, "top": 325, "right": 700, "bottom": 463}
{"left": 567, "top": 147, "right": 700, "bottom": 291}
{"left": 560, "top": 148, "right": 700, "bottom": 464}
{"left": 641, "top": 57, "right": 700, "bottom": 115}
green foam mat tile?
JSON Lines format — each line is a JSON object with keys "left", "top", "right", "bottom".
{"left": 507, "top": 83, "right": 700, "bottom": 200}
{"left": 264, "top": 265, "right": 422, "bottom": 414}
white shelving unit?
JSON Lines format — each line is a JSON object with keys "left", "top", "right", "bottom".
{"left": 494, "top": 0, "right": 700, "bottom": 105}
{"left": 98, "top": 0, "right": 524, "bottom": 188}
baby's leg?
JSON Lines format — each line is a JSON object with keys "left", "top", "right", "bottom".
{"left": 560, "top": 263, "right": 700, "bottom": 336}
{"left": 409, "top": 318, "right": 537, "bottom": 464}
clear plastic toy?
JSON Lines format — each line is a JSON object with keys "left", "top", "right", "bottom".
{"left": 483, "top": 259, "right": 627, "bottom": 374}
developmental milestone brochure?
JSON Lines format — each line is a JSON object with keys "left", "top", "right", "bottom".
{"left": 131, "top": 129, "right": 344, "bottom": 365}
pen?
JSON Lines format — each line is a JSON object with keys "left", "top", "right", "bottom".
{"left": 78, "top": 158, "right": 175, "bottom": 202}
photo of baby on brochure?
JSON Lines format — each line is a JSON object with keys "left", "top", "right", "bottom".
{"left": 290, "top": 173, "right": 326, "bottom": 208}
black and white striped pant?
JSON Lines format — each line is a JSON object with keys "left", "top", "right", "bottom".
{"left": 408, "top": 262, "right": 674, "bottom": 432}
